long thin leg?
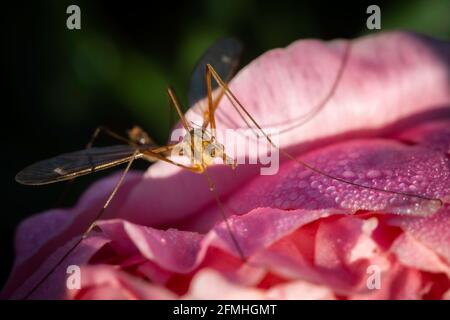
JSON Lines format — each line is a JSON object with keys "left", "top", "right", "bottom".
{"left": 149, "top": 149, "right": 244, "bottom": 259}
{"left": 203, "top": 169, "right": 246, "bottom": 261}
{"left": 23, "top": 149, "right": 140, "bottom": 299}
{"left": 167, "top": 87, "right": 201, "bottom": 164}
{"left": 205, "top": 65, "right": 217, "bottom": 137}
{"left": 167, "top": 87, "right": 191, "bottom": 131}
{"left": 204, "top": 65, "right": 257, "bottom": 137}
{"left": 142, "top": 149, "right": 204, "bottom": 173}
{"left": 87, "top": 126, "right": 138, "bottom": 149}
{"left": 205, "top": 64, "right": 443, "bottom": 206}
{"left": 201, "top": 68, "right": 233, "bottom": 133}
{"left": 167, "top": 81, "right": 244, "bottom": 259}
{"left": 146, "top": 137, "right": 242, "bottom": 259}
{"left": 169, "top": 94, "right": 176, "bottom": 132}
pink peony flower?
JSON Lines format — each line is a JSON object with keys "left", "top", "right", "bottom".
{"left": 3, "top": 31, "right": 450, "bottom": 300}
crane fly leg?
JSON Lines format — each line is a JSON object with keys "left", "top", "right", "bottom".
{"left": 87, "top": 125, "right": 138, "bottom": 149}
{"left": 204, "top": 64, "right": 443, "bottom": 207}
{"left": 143, "top": 148, "right": 204, "bottom": 173}
{"left": 56, "top": 126, "right": 141, "bottom": 207}
{"left": 167, "top": 87, "right": 191, "bottom": 131}
{"left": 23, "top": 149, "right": 139, "bottom": 299}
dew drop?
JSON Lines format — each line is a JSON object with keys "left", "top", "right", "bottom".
{"left": 340, "top": 200, "right": 350, "bottom": 208}
{"left": 366, "top": 169, "right": 381, "bottom": 178}
{"left": 310, "top": 180, "right": 320, "bottom": 188}
{"left": 389, "top": 197, "right": 398, "bottom": 205}
{"left": 342, "top": 170, "right": 356, "bottom": 178}
{"left": 297, "top": 170, "right": 312, "bottom": 179}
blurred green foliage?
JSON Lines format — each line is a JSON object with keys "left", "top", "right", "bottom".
{"left": 2, "top": 0, "right": 449, "bottom": 286}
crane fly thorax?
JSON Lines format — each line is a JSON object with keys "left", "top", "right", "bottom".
{"left": 176, "top": 128, "right": 232, "bottom": 167}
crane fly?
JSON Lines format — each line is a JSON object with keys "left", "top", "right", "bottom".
{"left": 16, "top": 37, "right": 244, "bottom": 185}
{"left": 15, "top": 38, "right": 443, "bottom": 300}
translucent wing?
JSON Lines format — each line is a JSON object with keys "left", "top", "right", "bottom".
{"left": 16, "top": 145, "right": 143, "bottom": 185}
{"left": 188, "top": 37, "right": 243, "bottom": 107}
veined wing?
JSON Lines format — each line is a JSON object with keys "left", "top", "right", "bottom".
{"left": 188, "top": 37, "right": 243, "bottom": 107}
{"left": 16, "top": 145, "right": 144, "bottom": 185}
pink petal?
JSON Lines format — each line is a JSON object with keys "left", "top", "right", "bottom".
{"left": 70, "top": 265, "right": 176, "bottom": 300}
{"left": 188, "top": 32, "right": 450, "bottom": 152}
{"left": 349, "top": 266, "right": 424, "bottom": 300}
{"left": 395, "top": 119, "right": 450, "bottom": 154}
{"left": 251, "top": 215, "right": 384, "bottom": 295}
{"left": 98, "top": 208, "right": 341, "bottom": 273}
{"left": 113, "top": 31, "right": 450, "bottom": 228}
{"left": 8, "top": 235, "right": 110, "bottom": 300}
{"left": 211, "top": 207, "right": 344, "bottom": 257}
{"left": 184, "top": 269, "right": 268, "bottom": 299}
{"left": 314, "top": 216, "right": 378, "bottom": 269}
{"left": 101, "top": 220, "right": 204, "bottom": 273}
{"left": 193, "top": 140, "right": 449, "bottom": 232}
{"left": 251, "top": 213, "right": 437, "bottom": 299}
{"left": 5, "top": 31, "right": 450, "bottom": 300}
{"left": 184, "top": 269, "right": 335, "bottom": 300}
{"left": 391, "top": 232, "right": 450, "bottom": 276}
{"left": 12, "top": 208, "right": 340, "bottom": 299}
{"left": 387, "top": 206, "right": 450, "bottom": 264}
{"left": 265, "top": 280, "right": 335, "bottom": 300}
{"left": 3, "top": 172, "right": 142, "bottom": 298}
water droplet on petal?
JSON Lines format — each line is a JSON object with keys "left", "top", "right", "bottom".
{"left": 310, "top": 180, "right": 320, "bottom": 188}
{"left": 366, "top": 169, "right": 381, "bottom": 178}
{"left": 342, "top": 170, "right": 356, "bottom": 178}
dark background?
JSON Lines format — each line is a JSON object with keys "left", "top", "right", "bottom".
{"left": 2, "top": 0, "right": 449, "bottom": 287}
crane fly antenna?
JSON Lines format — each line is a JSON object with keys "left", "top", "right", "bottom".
{"left": 205, "top": 63, "right": 443, "bottom": 208}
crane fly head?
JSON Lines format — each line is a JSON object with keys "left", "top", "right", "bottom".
{"left": 127, "top": 126, "right": 153, "bottom": 146}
